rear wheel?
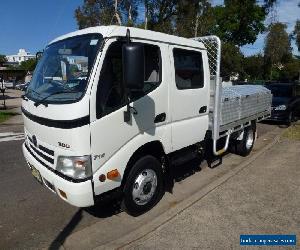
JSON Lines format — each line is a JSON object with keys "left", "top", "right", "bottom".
{"left": 232, "top": 123, "right": 256, "bottom": 157}
{"left": 286, "top": 112, "right": 293, "bottom": 126}
{"left": 122, "top": 155, "right": 164, "bottom": 216}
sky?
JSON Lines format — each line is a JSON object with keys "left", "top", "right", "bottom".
{"left": 0, "top": 0, "right": 82, "bottom": 55}
{"left": 0, "top": 0, "right": 299, "bottom": 57}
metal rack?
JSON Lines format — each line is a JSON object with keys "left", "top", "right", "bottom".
{"left": 192, "top": 36, "right": 271, "bottom": 156}
{"left": 192, "top": 36, "right": 224, "bottom": 155}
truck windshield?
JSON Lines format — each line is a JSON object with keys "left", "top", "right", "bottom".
{"left": 26, "top": 33, "right": 102, "bottom": 104}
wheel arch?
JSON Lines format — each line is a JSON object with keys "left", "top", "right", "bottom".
{"left": 121, "top": 140, "right": 166, "bottom": 187}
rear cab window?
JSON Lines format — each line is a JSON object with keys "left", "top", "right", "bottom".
{"left": 173, "top": 48, "right": 204, "bottom": 90}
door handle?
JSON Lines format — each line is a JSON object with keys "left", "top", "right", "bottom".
{"left": 154, "top": 113, "right": 166, "bottom": 123}
{"left": 199, "top": 106, "right": 207, "bottom": 114}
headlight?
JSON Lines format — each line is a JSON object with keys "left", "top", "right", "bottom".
{"left": 56, "top": 155, "right": 92, "bottom": 179}
{"left": 275, "top": 105, "right": 287, "bottom": 111}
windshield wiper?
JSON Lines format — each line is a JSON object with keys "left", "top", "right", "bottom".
{"left": 34, "top": 90, "right": 77, "bottom": 107}
{"left": 25, "top": 88, "right": 41, "bottom": 98}
{"left": 22, "top": 88, "right": 42, "bottom": 102}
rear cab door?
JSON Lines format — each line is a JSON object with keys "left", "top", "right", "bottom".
{"left": 168, "top": 45, "right": 210, "bottom": 151}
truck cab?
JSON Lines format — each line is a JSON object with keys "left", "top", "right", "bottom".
{"left": 22, "top": 26, "right": 211, "bottom": 215}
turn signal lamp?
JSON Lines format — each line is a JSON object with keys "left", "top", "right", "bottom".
{"left": 107, "top": 169, "right": 120, "bottom": 180}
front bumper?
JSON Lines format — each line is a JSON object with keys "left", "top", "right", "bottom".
{"left": 22, "top": 142, "right": 94, "bottom": 207}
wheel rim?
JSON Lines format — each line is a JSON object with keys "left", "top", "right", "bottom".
{"left": 132, "top": 169, "right": 158, "bottom": 206}
{"left": 245, "top": 129, "right": 254, "bottom": 150}
{"left": 289, "top": 112, "right": 293, "bottom": 123}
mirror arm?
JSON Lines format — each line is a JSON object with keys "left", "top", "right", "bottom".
{"left": 123, "top": 28, "right": 132, "bottom": 123}
{"left": 123, "top": 88, "right": 131, "bottom": 123}
{"left": 126, "top": 29, "right": 130, "bottom": 45}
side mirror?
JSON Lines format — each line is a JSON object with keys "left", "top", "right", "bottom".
{"left": 36, "top": 51, "right": 43, "bottom": 61}
{"left": 122, "top": 43, "right": 144, "bottom": 91}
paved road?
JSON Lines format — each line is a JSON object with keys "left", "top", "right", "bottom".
{"left": 0, "top": 123, "right": 280, "bottom": 249}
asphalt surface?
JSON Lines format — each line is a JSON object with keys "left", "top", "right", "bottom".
{"left": 0, "top": 123, "right": 280, "bottom": 249}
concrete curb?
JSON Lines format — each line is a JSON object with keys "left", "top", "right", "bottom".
{"left": 97, "top": 128, "right": 286, "bottom": 250}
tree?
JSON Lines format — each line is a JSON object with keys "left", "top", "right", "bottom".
{"left": 75, "top": 0, "right": 142, "bottom": 28}
{"left": 243, "top": 54, "right": 265, "bottom": 80}
{"left": 264, "top": 22, "right": 292, "bottom": 79}
{"left": 143, "top": 0, "right": 177, "bottom": 34}
{"left": 18, "top": 58, "right": 37, "bottom": 71}
{"left": 279, "top": 59, "right": 300, "bottom": 81}
{"left": 175, "top": 0, "right": 214, "bottom": 38}
{"left": 0, "top": 55, "right": 7, "bottom": 67}
{"left": 211, "top": 0, "right": 266, "bottom": 46}
{"left": 220, "top": 42, "right": 244, "bottom": 81}
{"left": 75, "top": 0, "right": 115, "bottom": 29}
{"left": 74, "top": 0, "right": 278, "bottom": 43}
{"left": 292, "top": 20, "right": 300, "bottom": 52}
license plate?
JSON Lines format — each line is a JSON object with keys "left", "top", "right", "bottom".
{"left": 29, "top": 163, "right": 43, "bottom": 184}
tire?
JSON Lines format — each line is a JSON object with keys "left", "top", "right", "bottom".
{"left": 286, "top": 112, "right": 293, "bottom": 127}
{"left": 122, "top": 155, "right": 164, "bottom": 216}
{"left": 232, "top": 123, "right": 256, "bottom": 157}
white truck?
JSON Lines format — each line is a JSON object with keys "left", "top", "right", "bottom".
{"left": 22, "top": 26, "right": 271, "bottom": 216}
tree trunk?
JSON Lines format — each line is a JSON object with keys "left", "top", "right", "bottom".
{"left": 128, "top": 5, "right": 132, "bottom": 23}
{"left": 194, "top": 15, "right": 199, "bottom": 37}
{"left": 145, "top": 1, "right": 148, "bottom": 30}
{"left": 114, "top": 0, "right": 121, "bottom": 25}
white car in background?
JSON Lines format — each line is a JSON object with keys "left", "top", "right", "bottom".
{"left": 15, "top": 82, "right": 30, "bottom": 91}
{"left": 4, "top": 81, "right": 14, "bottom": 89}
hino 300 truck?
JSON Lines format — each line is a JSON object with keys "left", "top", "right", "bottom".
{"left": 22, "top": 26, "right": 272, "bottom": 216}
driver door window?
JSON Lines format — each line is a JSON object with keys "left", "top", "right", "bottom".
{"left": 96, "top": 41, "right": 161, "bottom": 119}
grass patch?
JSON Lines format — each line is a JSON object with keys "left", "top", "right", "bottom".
{"left": 0, "top": 112, "right": 17, "bottom": 123}
{"left": 282, "top": 123, "right": 300, "bottom": 140}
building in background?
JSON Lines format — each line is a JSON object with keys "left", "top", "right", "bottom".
{"left": 6, "top": 49, "right": 35, "bottom": 66}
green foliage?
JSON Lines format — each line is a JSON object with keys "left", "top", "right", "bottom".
{"left": 143, "top": 0, "right": 177, "bottom": 34}
{"left": 293, "top": 20, "right": 300, "bottom": 52}
{"left": 175, "top": 0, "right": 214, "bottom": 37}
{"left": 243, "top": 54, "right": 265, "bottom": 80}
{"left": 75, "top": 0, "right": 115, "bottom": 29}
{"left": 0, "top": 54, "right": 7, "bottom": 66}
{"left": 212, "top": 0, "right": 266, "bottom": 46}
{"left": 74, "top": 0, "right": 300, "bottom": 81}
{"left": 264, "top": 22, "right": 292, "bottom": 79}
{"left": 18, "top": 58, "right": 37, "bottom": 71}
{"left": 74, "top": 0, "right": 272, "bottom": 46}
{"left": 265, "top": 22, "right": 292, "bottom": 64}
{"left": 75, "top": 0, "right": 142, "bottom": 28}
{"left": 278, "top": 59, "right": 300, "bottom": 81}
{"left": 220, "top": 42, "right": 244, "bottom": 81}
{"left": 0, "top": 112, "right": 16, "bottom": 123}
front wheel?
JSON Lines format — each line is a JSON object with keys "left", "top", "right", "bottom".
{"left": 122, "top": 155, "right": 164, "bottom": 216}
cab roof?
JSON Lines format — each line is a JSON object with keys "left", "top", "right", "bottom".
{"left": 49, "top": 25, "right": 206, "bottom": 50}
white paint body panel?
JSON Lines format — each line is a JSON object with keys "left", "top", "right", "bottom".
{"left": 90, "top": 40, "right": 171, "bottom": 195}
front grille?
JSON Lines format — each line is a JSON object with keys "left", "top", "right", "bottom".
{"left": 27, "top": 136, "right": 55, "bottom": 166}
{"left": 28, "top": 136, "right": 54, "bottom": 156}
